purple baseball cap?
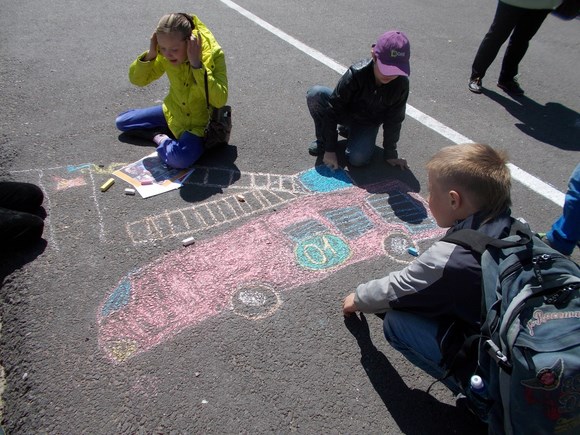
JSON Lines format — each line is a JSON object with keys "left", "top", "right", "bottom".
{"left": 372, "top": 30, "right": 410, "bottom": 77}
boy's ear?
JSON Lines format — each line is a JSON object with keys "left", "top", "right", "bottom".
{"left": 449, "top": 190, "right": 461, "bottom": 210}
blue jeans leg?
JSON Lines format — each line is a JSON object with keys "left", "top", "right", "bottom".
{"left": 345, "top": 124, "right": 379, "bottom": 167}
{"left": 156, "top": 131, "right": 204, "bottom": 169}
{"left": 116, "top": 105, "right": 168, "bottom": 131}
{"left": 548, "top": 163, "right": 580, "bottom": 255}
{"left": 383, "top": 310, "right": 461, "bottom": 394}
{"left": 306, "top": 85, "right": 332, "bottom": 143}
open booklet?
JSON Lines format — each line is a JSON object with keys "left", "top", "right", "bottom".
{"left": 113, "top": 152, "right": 195, "bottom": 198}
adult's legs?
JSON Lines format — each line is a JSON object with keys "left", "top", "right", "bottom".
{"left": 156, "top": 131, "right": 205, "bottom": 169}
{"left": 498, "top": 8, "right": 550, "bottom": 82}
{"left": 383, "top": 310, "right": 462, "bottom": 394}
{"left": 547, "top": 163, "right": 580, "bottom": 255}
{"left": 344, "top": 124, "right": 379, "bottom": 167}
{"left": 471, "top": 2, "right": 522, "bottom": 80}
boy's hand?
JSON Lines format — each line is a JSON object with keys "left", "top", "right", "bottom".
{"left": 342, "top": 293, "right": 358, "bottom": 317}
{"left": 323, "top": 151, "right": 339, "bottom": 170}
{"left": 386, "top": 158, "right": 409, "bottom": 170}
{"left": 187, "top": 30, "right": 202, "bottom": 68}
{"left": 144, "top": 32, "right": 158, "bottom": 61}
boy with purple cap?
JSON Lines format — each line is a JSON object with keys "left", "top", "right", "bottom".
{"left": 306, "top": 30, "right": 410, "bottom": 170}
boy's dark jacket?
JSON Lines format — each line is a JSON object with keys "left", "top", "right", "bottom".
{"left": 323, "top": 59, "right": 409, "bottom": 159}
{"left": 355, "top": 211, "right": 512, "bottom": 361}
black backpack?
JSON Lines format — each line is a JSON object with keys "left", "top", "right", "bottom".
{"left": 442, "top": 219, "right": 580, "bottom": 434}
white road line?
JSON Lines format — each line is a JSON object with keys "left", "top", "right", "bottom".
{"left": 220, "top": 0, "right": 566, "bottom": 208}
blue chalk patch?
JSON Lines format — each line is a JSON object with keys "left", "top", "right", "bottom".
{"left": 102, "top": 277, "right": 132, "bottom": 317}
{"left": 67, "top": 163, "right": 92, "bottom": 173}
{"left": 299, "top": 166, "right": 353, "bottom": 193}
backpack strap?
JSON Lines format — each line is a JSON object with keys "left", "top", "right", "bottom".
{"left": 441, "top": 219, "right": 531, "bottom": 254}
{"left": 439, "top": 219, "right": 531, "bottom": 380}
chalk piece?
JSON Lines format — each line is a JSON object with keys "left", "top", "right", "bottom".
{"left": 182, "top": 236, "right": 195, "bottom": 246}
{"left": 407, "top": 247, "right": 419, "bottom": 257}
{"left": 236, "top": 194, "right": 245, "bottom": 202}
{"left": 124, "top": 188, "right": 136, "bottom": 195}
{"left": 100, "top": 178, "right": 115, "bottom": 192}
{"left": 140, "top": 179, "right": 153, "bottom": 185}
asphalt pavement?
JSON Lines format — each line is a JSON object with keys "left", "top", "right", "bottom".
{"left": 0, "top": 0, "right": 578, "bottom": 433}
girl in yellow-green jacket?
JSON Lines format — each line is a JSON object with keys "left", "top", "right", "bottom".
{"left": 116, "top": 13, "right": 228, "bottom": 168}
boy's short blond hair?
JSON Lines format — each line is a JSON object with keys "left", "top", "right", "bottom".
{"left": 426, "top": 143, "right": 511, "bottom": 222}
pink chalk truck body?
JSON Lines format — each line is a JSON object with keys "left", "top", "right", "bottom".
{"left": 98, "top": 168, "right": 445, "bottom": 363}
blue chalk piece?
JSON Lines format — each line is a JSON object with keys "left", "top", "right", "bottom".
{"left": 407, "top": 247, "right": 419, "bottom": 257}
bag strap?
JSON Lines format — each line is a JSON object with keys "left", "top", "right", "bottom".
{"left": 203, "top": 70, "right": 210, "bottom": 110}
{"left": 440, "top": 220, "right": 532, "bottom": 378}
{"left": 441, "top": 219, "right": 531, "bottom": 255}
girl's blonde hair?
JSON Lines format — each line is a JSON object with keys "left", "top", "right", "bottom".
{"left": 426, "top": 143, "right": 511, "bottom": 222}
{"left": 156, "top": 13, "right": 194, "bottom": 40}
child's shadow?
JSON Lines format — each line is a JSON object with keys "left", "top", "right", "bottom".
{"left": 344, "top": 313, "right": 487, "bottom": 435}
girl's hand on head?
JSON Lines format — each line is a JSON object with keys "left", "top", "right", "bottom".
{"left": 187, "top": 30, "right": 202, "bottom": 69}
{"left": 145, "top": 32, "right": 158, "bottom": 61}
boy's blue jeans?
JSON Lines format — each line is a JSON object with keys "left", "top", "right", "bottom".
{"left": 383, "top": 310, "right": 462, "bottom": 395}
{"left": 306, "top": 86, "right": 379, "bottom": 167}
{"left": 116, "top": 105, "right": 204, "bottom": 169}
{"left": 548, "top": 163, "right": 580, "bottom": 255}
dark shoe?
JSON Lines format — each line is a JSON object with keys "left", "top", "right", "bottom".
{"left": 337, "top": 125, "right": 349, "bottom": 139}
{"left": 468, "top": 78, "right": 482, "bottom": 94}
{"left": 308, "top": 140, "right": 324, "bottom": 156}
{"left": 497, "top": 79, "right": 524, "bottom": 96}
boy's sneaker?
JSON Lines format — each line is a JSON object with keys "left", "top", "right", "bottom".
{"left": 308, "top": 140, "right": 324, "bottom": 156}
{"left": 497, "top": 79, "right": 524, "bottom": 95}
{"left": 468, "top": 78, "right": 482, "bottom": 94}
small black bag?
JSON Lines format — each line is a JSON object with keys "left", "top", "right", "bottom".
{"left": 203, "top": 70, "right": 232, "bottom": 150}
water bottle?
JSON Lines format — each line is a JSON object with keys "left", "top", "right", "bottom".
{"left": 468, "top": 375, "right": 492, "bottom": 421}
{"left": 470, "top": 375, "right": 486, "bottom": 396}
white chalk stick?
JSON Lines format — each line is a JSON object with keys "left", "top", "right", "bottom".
{"left": 182, "top": 236, "right": 195, "bottom": 246}
{"left": 124, "top": 188, "right": 136, "bottom": 195}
